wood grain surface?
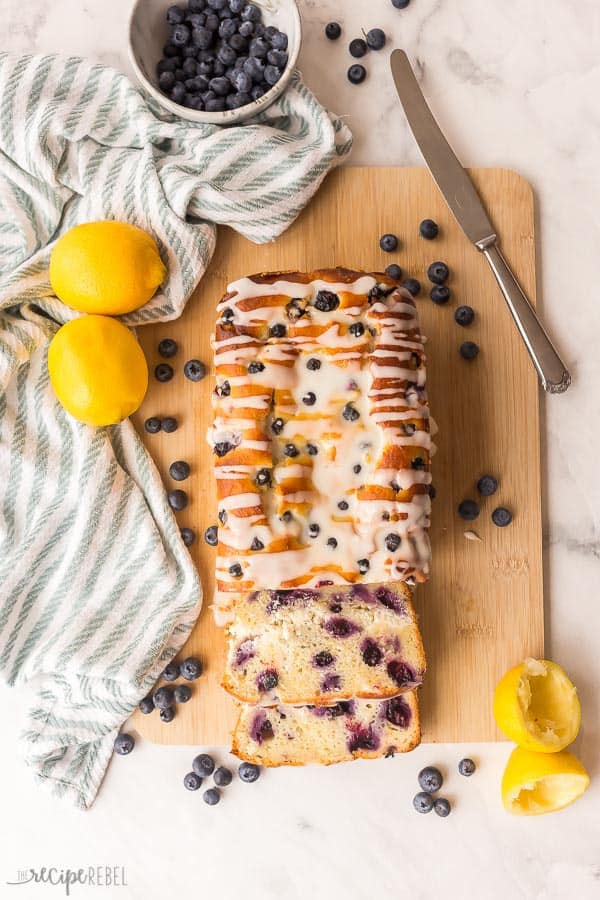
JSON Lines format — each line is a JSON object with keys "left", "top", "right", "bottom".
{"left": 132, "top": 166, "right": 544, "bottom": 747}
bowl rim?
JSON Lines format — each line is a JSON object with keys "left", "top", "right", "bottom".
{"left": 127, "top": 0, "right": 302, "bottom": 125}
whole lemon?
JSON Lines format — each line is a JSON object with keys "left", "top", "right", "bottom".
{"left": 49, "top": 221, "right": 167, "bottom": 315}
{"left": 48, "top": 315, "right": 148, "bottom": 426}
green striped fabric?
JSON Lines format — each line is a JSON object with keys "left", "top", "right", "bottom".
{"left": 0, "top": 53, "right": 352, "bottom": 808}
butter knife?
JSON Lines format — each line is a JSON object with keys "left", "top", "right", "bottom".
{"left": 390, "top": 49, "right": 571, "bottom": 394}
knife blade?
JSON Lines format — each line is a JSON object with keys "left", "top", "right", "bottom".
{"left": 390, "top": 49, "right": 571, "bottom": 394}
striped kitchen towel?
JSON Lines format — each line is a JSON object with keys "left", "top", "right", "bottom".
{"left": 0, "top": 52, "right": 352, "bottom": 808}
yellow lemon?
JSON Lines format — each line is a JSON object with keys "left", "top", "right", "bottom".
{"left": 501, "top": 746, "right": 589, "bottom": 815}
{"left": 49, "top": 221, "right": 167, "bottom": 315}
{"left": 48, "top": 315, "right": 148, "bottom": 426}
{"left": 493, "top": 658, "right": 581, "bottom": 752}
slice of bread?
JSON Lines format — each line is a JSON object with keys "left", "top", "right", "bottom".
{"left": 223, "top": 582, "right": 425, "bottom": 705}
{"left": 231, "top": 692, "right": 420, "bottom": 766}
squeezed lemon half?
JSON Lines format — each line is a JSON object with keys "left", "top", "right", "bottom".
{"left": 501, "top": 747, "right": 589, "bottom": 815}
{"left": 493, "top": 658, "right": 581, "bottom": 752}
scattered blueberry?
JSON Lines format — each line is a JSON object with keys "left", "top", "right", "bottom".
{"left": 302, "top": 392, "right": 316, "bottom": 406}
{"left": 385, "top": 533, "right": 401, "bottom": 552}
{"left": 283, "top": 443, "right": 299, "bottom": 457}
{"left": 144, "top": 417, "right": 162, "bottom": 434}
{"left": 338, "top": 500, "right": 349, "bottom": 510}
{"left": 255, "top": 468, "right": 271, "bottom": 486}
{"left": 139, "top": 695, "right": 154, "bottom": 714}
{"left": 229, "top": 562, "right": 243, "bottom": 578}
{"left": 379, "top": 233, "right": 398, "bottom": 252}
{"left": 349, "top": 322, "right": 365, "bottom": 337}
{"left": 419, "top": 218, "right": 439, "bottom": 239}
{"left": 158, "top": 338, "right": 178, "bottom": 358}
{"left": 418, "top": 765, "right": 443, "bottom": 793}
{"left": 458, "top": 499, "right": 480, "bottom": 520}
{"left": 169, "top": 460, "right": 191, "bottom": 482}
{"left": 326, "top": 537, "right": 338, "bottom": 549}
{"left": 180, "top": 657, "right": 203, "bottom": 680}
{"left": 114, "top": 733, "right": 135, "bottom": 755}
{"left": 366, "top": 28, "right": 386, "bottom": 50}
{"left": 250, "top": 537, "right": 264, "bottom": 551}
{"left": 314, "top": 290, "right": 340, "bottom": 312}
{"left": 349, "top": 38, "right": 367, "bottom": 58}
{"left": 203, "top": 788, "right": 220, "bottom": 805}
{"left": 162, "top": 416, "right": 178, "bottom": 433}
{"left": 458, "top": 757, "right": 476, "bottom": 776}
{"left": 184, "top": 771, "right": 202, "bottom": 791}
{"left": 168, "top": 489, "right": 188, "bottom": 511}
{"left": 477, "top": 475, "right": 498, "bottom": 496}
{"left": 306, "top": 357, "right": 321, "bottom": 370}
{"left": 308, "top": 523, "right": 320, "bottom": 538}
{"left": 181, "top": 527, "right": 196, "bottom": 547}
{"left": 184, "top": 359, "right": 206, "bottom": 381}
{"left": 269, "top": 323, "right": 286, "bottom": 338}
{"left": 271, "top": 417, "right": 284, "bottom": 434}
{"left": 434, "top": 798, "right": 451, "bottom": 817}
{"left": 160, "top": 706, "right": 175, "bottom": 723}
{"left": 413, "top": 791, "right": 434, "bottom": 814}
{"left": 392, "top": 0, "right": 411, "bottom": 7}
{"left": 193, "top": 754, "right": 216, "bottom": 777}
{"left": 427, "top": 261, "right": 449, "bottom": 284}
{"left": 325, "top": 22, "right": 341, "bottom": 40}
{"left": 213, "top": 766, "right": 233, "bottom": 787}
{"left": 430, "top": 285, "right": 451, "bottom": 305}
{"left": 357, "top": 558, "right": 370, "bottom": 574}
{"left": 342, "top": 404, "right": 360, "bottom": 422}
{"left": 174, "top": 684, "right": 192, "bottom": 703}
{"left": 306, "top": 443, "right": 318, "bottom": 455}
{"left": 460, "top": 341, "right": 479, "bottom": 360}
{"left": 455, "top": 305, "right": 475, "bottom": 326}
{"left": 162, "top": 661, "right": 180, "bottom": 682}
{"left": 155, "top": 363, "right": 174, "bottom": 383}
{"left": 153, "top": 686, "right": 175, "bottom": 709}
{"left": 204, "top": 524, "right": 218, "bottom": 546}
{"left": 385, "top": 263, "right": 402, "bottom": 280}
{"left": 402, "top": 278, "right": 421, "bottom": 297}
{"left": 238, "top": 762, "right": 260, "bottom": 782}
{"left": 492, "top": 507, "right": 512, "bottom": 527}
{"left": 213, "top": 440, "right": 232, "bottom": 456}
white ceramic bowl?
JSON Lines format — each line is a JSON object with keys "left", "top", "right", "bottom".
{"left": 128, "top": 0, "right": 301, "bottom": 124}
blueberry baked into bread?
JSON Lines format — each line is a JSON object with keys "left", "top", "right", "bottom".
{"left": 210, "top": 268, "right": 433, "bottom": 765}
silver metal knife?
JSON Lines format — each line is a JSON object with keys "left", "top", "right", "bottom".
{"left": 390, "top": 49, "right": 571, "bottom": 394}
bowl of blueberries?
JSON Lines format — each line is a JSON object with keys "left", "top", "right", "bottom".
{"left": 129, "top": 0, "right": 301, "bottom": 124}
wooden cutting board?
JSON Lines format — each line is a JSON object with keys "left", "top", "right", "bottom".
{"left": 132, "top": 166, "right": 543, "bottom": 746}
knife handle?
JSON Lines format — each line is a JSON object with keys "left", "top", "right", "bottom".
{"left": 480, "top": 243, "right": 571, "bottom": 394}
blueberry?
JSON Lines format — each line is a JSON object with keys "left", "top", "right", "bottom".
{"left": 327, "top": 537, "right": 338, "bottom": 549}
{"left": 349, "top": 38, "right": 367, "bottom": 57}
{"left": 162, "top": 661, "right": 180, "bottom": 681}
{"left": 172, "top": 23, "right": 191, "bottom": 45}
{"left": 183, "top": 57, "right": 198, "bottom": 77}
{"left": 163, "top": 42, "right": 181, "bottom": 57}
{"left": 139, "top": 695, "right": 154, "bottom": 714}
{"left": 238, "top": 762, "right": 260, "bottom": 782}
{"left": 413, "top": 791, "right": 434, "bottom": 814}
{"left": 385, "top": 263, "right": 402, "bottom": 280}
{"left": 250, "top": 537, "right": 264, "bottom": 551}
{"left": 249, "top": 36, "right": 269, "bottom": 58}
{"left": 380, "top": 233, "right": 398, "bottom": 252}
{"left": 492, "top": 507, "right": 512, "bottom": 527}
{"left": 256, "top": 669, "right": 278, "bottom": 692}
{"left": 458, "top": 499, "right": 480, "bottom": 520}
{"left": 342, "top": 404, "right": 360, "bottom": 422}
{"left": 214, "top": 441, "right": 233, "bottom": 457}
{"left": 306, "top": 443, "right": 318, "bottom": 455}
{"left": 218, "top": 44, "right": 237, "bottom": 66}
{"left": 308, "top": 523, "right": 320, "bottom": 537}
{"left": 229, "top": 33, "right": 248, "bottom": 52}
{"left": 207, "top": 0, "right": 227, "bottom": 8}
{"left": 231, "top": 70, "right": 252, "bottom": 92}
{"left": 361, "top": 638, "right": 383, "bottom": 667}
{"left": 349, "top": 322, "right": 365, "bottom": 337}
{"left": 192, "top": 25, "right": 213, "bottom": 49}
{"left": 168, "top": 489, "right": 188, "bottom": 511}
{"left": 306, "top": 357, "right": 321, "bottom": 370}
{"left": 229, "top": 0, "right": 245, "bottom": 11}
{"left": 169, "top": 460, "right": 190, "bottom": 481}
{"left": 427, "top": 261, "right": 449, "bottom": 284}
{"left": 209, "top": 75, "right": 230, "bottom": 95}
{"left": 280, "top": 510, "right": 293, "bottom": 523}
{"left": 270, "top": 30, "right": 288, "bottom": 50}
{"left": 229, "top": 562, "right": 243, "bottom": 577}
{"left": 314, "top": 650, "right": 334, "bottom": 667}
{"left": 325, "top": 22, "right": 341, "bottom": 40}
{"left": 263, "top": 65, "right": 281, "bottom": 86}
{"left": 218, "top": 509, "right": 227, "bottom": 525}
{"left": 193, "top": 753, "right": 215, "bottom": 776}
{"left": 239, "top": 20, "right": 254, "bottom": 37}
{"left": 272, "top": 417, "right": 284, "bottom": 434}
{"left": 460, "top": 341, "right": 479, "bottom": 360}
{"left": 267, "top": 49, "right": 288, "bottom": 68}
{"left": 255, "top": 468, "right": 271, "bottom": 486}
{"left": 204, "top": 12, "right": 219, "bottom": 30}
{"left": 157, "top": 58, "right": 178, "bottom": 73}
{"left": 181, "top": 527, "right": 196, "bottom": 547}
{"left": 167, "top": 5, "right": 186, "bottom": 25}
{"left": 348, "top": 64, "right": 366, "bottom": 85}
{"left": 366, "top": 28, "right": 386, "bottom": 50}
{"left": 186, "top": 14, "right": 205, "bottom": 29}
{"left": 114, "top": 733, "right": 135, "bottom": 755}
{"left": 402, "top": 277, "right": 421, "bottom": 297}
{"left": 357, "top": 558, "right": 370, "bottom": 574}
{"left": 353, "top": 464, "right": 362, "bottom": 474}
{"left": 283, "top": 443, "right": 299, "bottom": 457}
{"left": 419, "top": 218, "right": 438, "bottom": 239}
{"left": 155, "top": 363, "right": 174, "bottom": 382}
{"left": 144, "top": 416, "right": 161, "bottom": 434}
{"left": 418, "top": 765, "right": 443, "bottom": 793}
{"left": 241, "top": 3, "right": 260, "bottom": 21}
{"left": 206, "top": 97, "right": 226, "bottom": 111}
{"left": 174, "top": 684, "right": 192, "bottom": 703}
{"left": 243, "top": 56, "right": 265, "bottom": 82}
{"left": 458, "top": 757, "right": 476, "bottom": 776}
{"left": 184, "top": 359, "right": 206, "bottom": 381}
{"left": 385, "top": 533, "right": 401, "bottom": 552}
{"left": 189, "top": 0, "right": 206, "bottom": 8}
{"left": 180, "top": 656, "right": 202, "bottom": 681}
{"left": 153, "top": 686, "right": 175, "bottom": 709}
{"left": 269, "top": 323, "right": 286, "bottom": 338}
{"left": 477, "top": 475, "right": 498, "bottom": 496}
{"left": 434, "top": 798, "right": 451, "bottom": 817}
{"left": 455, "top": 305, "right": 475, "bottom": 326}
{"left": 219, "top": 17, "right": 239, "bottom": 40}
{"left": 226, "top": 91, "right": 251, "bottom": 109}
{"left": 184, "top": 771, "right": 202, "bottom": 791}
{"left": 430, "top": 285, "right": 450, "bottom": 305}
{"left": 429, "top": 484, "right": 437, "bottom": 500}
{"left": 162, "top": 416, "right": 178, "bottom": 433}
{"left": 338, "top": 500, "right": 349, "bottom": 510}
{"left": 213, "top": 766, "right": 233, "bottom": 787}
{"left": 302, "top": 392, "right": 316, "bottom": 406}
{"left": 159, "top": 71, "right": 176, "bottom": 92}
{"left": 160, "top": 706, "right": 175, "bottom": 723}
{"left": 314, "top": 290, "right": 339, "bottom": 312}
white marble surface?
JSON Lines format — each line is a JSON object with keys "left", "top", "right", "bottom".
{"left": 2, "top": 0, "right": 600, "bottom": 897}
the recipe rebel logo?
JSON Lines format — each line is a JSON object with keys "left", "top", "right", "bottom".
{"left": 6, "top": 866, "right": 128, "bottom": 895}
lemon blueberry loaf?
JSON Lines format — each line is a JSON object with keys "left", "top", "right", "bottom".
{"left": 209, "top": 268, "right": 433, "bottom": 624}
{"left": 231, "top": 692, "right": 421, "bottom": 766}
{"left": 222, "top": 582, "right": 425, "bottom": 705}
